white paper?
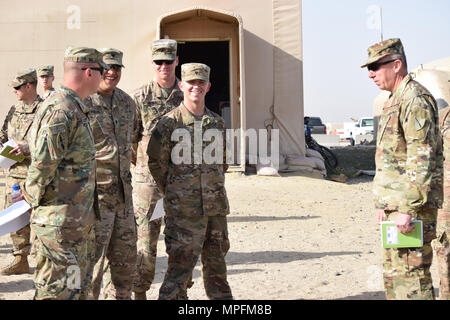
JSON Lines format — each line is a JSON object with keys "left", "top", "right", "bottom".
{"left": 0, "top": 139, "right": 18, "bottom": 169}
{"left": 150, "top": 198, "right": 165, "bottom": 221}
{"left": 0, "top": 200, "right": 31, "bottom": 237}
{"left": 386, "top": 226, "right": 398, "bottom": 245}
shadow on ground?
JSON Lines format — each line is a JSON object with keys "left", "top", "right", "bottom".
{"left": 0, "top": 279, "right": 34, "bottom": 293}
{"left": 226, "top": 251, "right": 361, "bottom": 265}
{"left": 227, "top": 216, "right": 320, "bottom": 223}
{"left": 335, "top": 291, "right": 385, "bottom": 300}
{"left": 152, "top": 251, "right": 361, "bottom": 285}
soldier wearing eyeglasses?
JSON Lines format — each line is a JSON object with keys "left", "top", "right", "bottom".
{"left": 362, "top": 38, "right": 443, "bottom": 300}
{"left": 0, "top": 68, "right": 42, "bottom": 276}
{"left": 131, "top": 39, "right": 184, "bottom": 300}
{"left": 19, "top": 46, "right": 108, "bottom": 299}
{"left": 83, "top": 48, "right": 138, "bottom": 300}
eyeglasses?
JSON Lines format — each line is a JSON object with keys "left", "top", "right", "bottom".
{"left": 368, "top": 59, "right": 397, "bottom": 72}
{"left": 13, "top": 84, "right": 24, "bottom": 91}
{"left": 109, "top": 65, "right": 122, "bottom": 71}
{"left": 81, "top": 66, "right": 104, "bottom": 75}
{"left": 154, "top": 60, "right": 175, "bottom": 66}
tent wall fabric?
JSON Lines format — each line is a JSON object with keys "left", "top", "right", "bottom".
{"left": 272, "top": 0, "right": 305, "bottom": 157}
{"left": 0, "top": 0, "right": 308, "bottom": 173}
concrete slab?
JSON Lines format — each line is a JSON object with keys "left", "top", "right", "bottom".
{"left": 355, "top": 134, "right": 374, "bottom": 145}
{"left": 311, "top": 134, "right": 341, "bottom": 147}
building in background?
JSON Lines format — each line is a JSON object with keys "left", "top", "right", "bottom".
{"left": 0, "top": 0, "right": 308, "bottom": 173}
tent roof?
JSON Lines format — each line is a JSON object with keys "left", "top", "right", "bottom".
{"left": 415, "top": 56, "right": 450, "bottom": 73}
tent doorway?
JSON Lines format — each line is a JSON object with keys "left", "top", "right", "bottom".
{"left": 176, "top": 40, "right": 231, "bottom": 128}
{"left": 158, "top": 7, "right": 246, "bottom": 170}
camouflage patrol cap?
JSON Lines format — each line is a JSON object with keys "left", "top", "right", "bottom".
{"left": 361, "top": 38, "right": 405, "bottom": 68}
{"left": 100, "top": 48, "right": 125, "bottom": 68}
{"left": 9, "top": 68, "right": 37, "bottom": 87}
{"left": 64, "top": 46, "right": 109, "bottom": 70}
{"left": 181, "top": 63, "right": 210, "bottom": 82}
{"left": 152, "top": 39, "right": 177, "bottom": 61}
{"left": 36, "top": 65, "right": 54, "bottom": 77}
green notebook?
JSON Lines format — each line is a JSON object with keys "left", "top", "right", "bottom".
{"left": 0, "top": 145, "right": 25, "bottom": 163}
{"left": 381, "top": 220, "right": 423, "bottom": 248}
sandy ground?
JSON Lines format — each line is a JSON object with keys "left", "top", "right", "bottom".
{"left": 0, "top": 148, "right": 441, "bottom": 300}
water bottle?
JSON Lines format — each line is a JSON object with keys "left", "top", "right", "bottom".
{"left": 11, "top": 184, "right": 21, "bottom": 201}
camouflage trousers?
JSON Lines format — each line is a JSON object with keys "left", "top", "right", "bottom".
{"left": 4, "top": 176, "right": 31, "bottom": 257}
{"left": 88, "top": 193, "right": 137, "bottom": 300}
{"left": 159, "top": 215, "right": 233, "bottom": 300}
{"left": 132, "top": 180, "right": 163, "bottom": 293}
{"left": 382, "top": 209, "right": 437, "bottom": 300}
{"left": 432, "top": 210, "right": 450, "bottom": 300}
{"left": 31, "top": 223, "right": 95, "bottom": 300}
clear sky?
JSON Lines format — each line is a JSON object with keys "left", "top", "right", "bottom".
{"left": 302, "top": 0, "right": 450, "bottom": 123}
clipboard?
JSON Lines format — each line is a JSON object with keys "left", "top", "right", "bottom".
{"left": 381, "top": 220, "right": 423, "bottom": 248}
{"left": 0, "top": 145, "right": 25, "bottom": 163}
{"left": 0, "top": 139, "right": 24, "bottom": 169}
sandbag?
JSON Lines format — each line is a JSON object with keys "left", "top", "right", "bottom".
{"left": 310, "top": 156, "right": 326, "bottom": 171}
{"left": 286, "top": 155, "right": 316, "bottom": 168}
{"left": 287, "top": 165, "right": 313, "bottom": 173}
{"left": 257, "top": 164, "right": 280, "bottom": 176}
{"left": 305, "top": 148, "right": 324, "bottom": 161}
{"left": 256, "top": 156, "right": 280, "bottom": 176}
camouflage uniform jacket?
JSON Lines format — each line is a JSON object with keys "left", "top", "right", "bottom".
{"left": 84, "top": 87, "right": 136, "bottom": 208}
{"left": 42, "top": 88, "right": 56, "bottom": 100}
{"left": 374, "top": 73, "right": 443, "bottom": 218}
{"left": 0, "top": 96, "right": 43, "bottom": 178}
{"left": 147, "top": 103, "right": 230, "bottom": 217}
{"left": 439, "top": 106, "right": 450, "bottom": 213}
{"left": 132, "top": 79, "right": 183, "bottom": 181}
{"left": 22, "top": 86, "right": 98, "bottom": 228}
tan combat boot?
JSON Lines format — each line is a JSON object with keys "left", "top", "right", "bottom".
{"left": 134, "top": 291, "right": 147, "bottom": 300}
{"left": 0, "top": 255, "right": 29, "bottom": 275}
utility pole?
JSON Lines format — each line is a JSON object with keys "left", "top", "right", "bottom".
{"left": 380, "top": 7, "right": 384, "bottom": 42}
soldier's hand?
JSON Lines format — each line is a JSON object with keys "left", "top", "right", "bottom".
{"left": 12, "top": 191, "right": 25, "bottom": 203}
{"left": 9, "top": 145, "right": 23, "bottom": 156}
{"left": 376, "top": 209, "right": 384, "bottom": 225}
{"left": 394, "top": 213, "right": 415, "bottom": 234}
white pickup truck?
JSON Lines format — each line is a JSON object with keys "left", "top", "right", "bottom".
{"left": 337, "top": 117, "right": 374, "bottom": 145}
{"left": 348, "top": 117, "right": 374, "bottom": 145}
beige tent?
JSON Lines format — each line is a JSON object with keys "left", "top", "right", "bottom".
{"left": 373, "top": 57, "right": 450, "bottom": 140}
{"left": 0, "top": 0, "right": 311, "bottom": 173}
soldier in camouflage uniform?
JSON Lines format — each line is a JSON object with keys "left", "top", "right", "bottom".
{"left": 362, "top": 38, "right": 443, "bottom": 300}
{"left": 20, "top": 47, "right": 108, "bottom": 300}
{"left": 433, "top": 106, "right": 450, "bottom": 299}
{"left": 0, "top": 69, "right": 43, "bottom": 275}
{"left": 37, "top": 65, "right": 56, "bottom": 99}
{"left": 148, "top": 63, "right": 233, "bottom": 300}
{"left": 84, "top": 48, "right": 138, "bottom": 300}
{"left": 132, "top": 39, "right": 184, "bottom": 300}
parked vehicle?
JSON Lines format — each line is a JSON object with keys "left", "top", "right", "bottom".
{"left": 335, "top": 117, "right": 374, "bottom": 145}
{"left": 352, "top": 117, "right": 374, "bottom": 136}
{"left": 304, "top": 116, "right": 326, "bottom": 134}
{"left": 349, "top": 117, "right": 373, "bottom": 145}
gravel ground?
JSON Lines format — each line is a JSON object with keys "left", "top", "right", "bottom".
{"left": 0, "top": 146, "right": 441, "bottom": 300}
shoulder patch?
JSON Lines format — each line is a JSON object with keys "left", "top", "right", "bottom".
{"left": 48, "top": 123, "right": 66, "bottom": 134}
